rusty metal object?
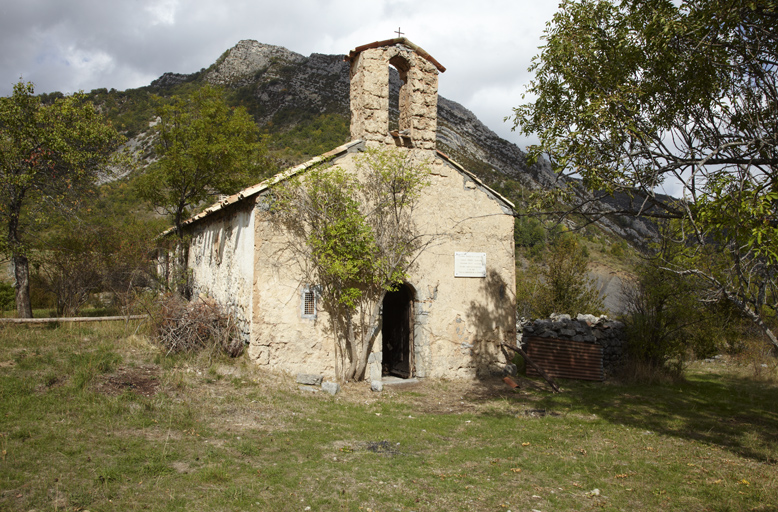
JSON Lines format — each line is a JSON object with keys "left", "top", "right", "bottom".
{"left": 502, "top": 343, "right": 560, "bottom": 393}
{"left": 523, "top": 336, "right": 604, "bottom": 381}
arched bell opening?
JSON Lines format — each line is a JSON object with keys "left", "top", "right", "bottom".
{"left": 388, "top": 55, "right": 411, "bottom": 135}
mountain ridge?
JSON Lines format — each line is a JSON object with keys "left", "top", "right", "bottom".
{"left": 128, "top": 39, "right": 655, "bottom": 245}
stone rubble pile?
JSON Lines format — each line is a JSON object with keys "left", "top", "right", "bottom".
{"left": 520, "top": 313, "right": 627, "bottom": 373}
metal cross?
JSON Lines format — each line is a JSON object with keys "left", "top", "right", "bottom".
{"left": 395, "top": 27, "right": 404, "bottom": 38}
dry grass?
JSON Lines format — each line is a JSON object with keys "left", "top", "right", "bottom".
{"left": 1, "top": 321, "right": 777, "bottom": 511}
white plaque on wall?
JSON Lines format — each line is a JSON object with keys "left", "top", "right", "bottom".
{"left": 454, "top": 252, "right": 486, "bottom": 278}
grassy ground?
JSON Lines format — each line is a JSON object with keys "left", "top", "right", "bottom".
{"left": 1, "top": 322, "right": 777, "bottom": 511}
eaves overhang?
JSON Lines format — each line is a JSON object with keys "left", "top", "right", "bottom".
{"left": 159, "top": 139, "right": 364, "bottom": 237}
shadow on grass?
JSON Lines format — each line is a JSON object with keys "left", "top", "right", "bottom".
{"left": 529, "top": 369, "right": 778, "bottom": 464}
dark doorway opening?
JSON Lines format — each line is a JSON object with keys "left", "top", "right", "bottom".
{"left": 382, "top": 284, "right": 414, "bottom": 378}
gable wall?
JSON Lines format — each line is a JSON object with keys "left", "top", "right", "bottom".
{"left": 247, "top": 149, "right": 515, "bottom": 380}
{"left": 392, "top": 155, "right": 516, "bottom": 379}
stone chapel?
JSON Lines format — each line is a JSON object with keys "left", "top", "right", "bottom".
{"left": 171, "top": 38, "right": 517, "bottom": 382}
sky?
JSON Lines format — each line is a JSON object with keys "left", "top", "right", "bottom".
{"left": 0, "top": 0, "right": 561, "bottom": 150}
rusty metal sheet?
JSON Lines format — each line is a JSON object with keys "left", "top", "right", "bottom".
{"left": 503, "top": 376, "right": 519, "bottom": 389}
{"left": 524, "top": 336, "right": 604, "bottom": 381}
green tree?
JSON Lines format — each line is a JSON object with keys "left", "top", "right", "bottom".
{"left": 35, "top": 216, "right": 160, "bottom": 317}
{"left": 0, "top": 81, "right": 123, "bottom": 318}
{"left": 272, "top": 147, "right": 431, "bottom": 381}
{"left": 517, "top": 236, "right": 604, "bottom": 318}
{"left": 511, "top": 0, "right": 778, "bottom": 350}
{"left": 138, "top": 85, "right": 270, "bottom": 234}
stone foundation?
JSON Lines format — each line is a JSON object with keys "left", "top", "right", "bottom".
{"left": 521, "top": 313, "right": 626, "bottom": 374}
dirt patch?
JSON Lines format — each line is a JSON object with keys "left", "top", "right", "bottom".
{"left": 171, "top": 461, "right": 192, "bottom": 473}
{"left": 331, "top": 440, "right": 403, "bottom": 456}
{"left": 93, "top": 365, "right": 161, "bottom": 397}
{"left": 522, "top": 408, "right": 561, "bottom": 418}
{"left": 335, "top": 376, "right": 541, "bottom": 415}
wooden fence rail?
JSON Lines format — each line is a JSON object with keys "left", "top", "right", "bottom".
{"left": 0, "top": 315, "right": 148, "bottom": 324}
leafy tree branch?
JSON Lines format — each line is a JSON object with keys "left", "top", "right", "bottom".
{"left": 512, "top": 0, "right": 778, "bottom": 350}
{"left": 271, "top": 147, "right": 431, "bottom": 381}
{"left": 0, "top": 81, "right": 124, "bottom": 317}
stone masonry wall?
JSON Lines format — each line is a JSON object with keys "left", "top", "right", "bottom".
{"left": 521, "top": 313, "right": 626, "bottom": 374}
{"left": 248, "top": 149, "right": 516, "bottom": 381}
{"left": 349, "top": 45, "right": 439, "bottom": 150}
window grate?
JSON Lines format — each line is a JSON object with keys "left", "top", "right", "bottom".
{"left": 303, "top": 289, "right": 316, "bottom": 317}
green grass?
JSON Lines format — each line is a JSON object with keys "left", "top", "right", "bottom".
{"left": 1, "top": 322, "right": 777, "bottom": 511}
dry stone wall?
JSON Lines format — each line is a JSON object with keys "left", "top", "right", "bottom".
{"left": 521, "top": 313, "right": 627, "bottom": 374}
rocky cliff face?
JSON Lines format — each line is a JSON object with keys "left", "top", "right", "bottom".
{"left": 145, "top": 39, "right": 655, "bottom": 244}
{"left": 206, "top": 40, "right": 307, "bottom": 87}
{"left": 193, "top": 40, "right": 556, "bottom": 183}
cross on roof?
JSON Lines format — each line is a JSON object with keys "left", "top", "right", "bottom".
{"left": 395, "top": 27, "right": 404, "bottom": 38}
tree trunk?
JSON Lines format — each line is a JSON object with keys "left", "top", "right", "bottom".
{"left": 172, "top": 239, "right": 191, "bottom": 299}
{"left": 352, "top": 297, "right": 385, "bottom": 381}
{"left": 345, "top": 316, "right": 358, "bottom": 381}
{"left": 13, "top": 253, "right": 33, "bottom": 318}
{"left": 727, "top": 292, "right": 778, "bottom": 353}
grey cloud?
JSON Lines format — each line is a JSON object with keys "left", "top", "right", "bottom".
{"left": 0, "top": 0, "right": 557, "bottom": 149}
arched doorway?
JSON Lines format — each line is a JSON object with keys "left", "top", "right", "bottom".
{"left": 382, "top": 283, "right": 415, "bottom": 378}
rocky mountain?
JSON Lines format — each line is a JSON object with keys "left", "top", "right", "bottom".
{"left": 195, "top": 41, "right": 556, "bottom": 183}
{"left": 139, "top": 39, "right": 654, "bottom": 244}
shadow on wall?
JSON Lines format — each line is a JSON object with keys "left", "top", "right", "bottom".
{"left": 465, "top": 269, "right": 516, "bottom": 376}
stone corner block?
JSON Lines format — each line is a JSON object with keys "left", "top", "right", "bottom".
{"left": 370, "top": 380, "right": 384, "bottom": 392}
{"left": 296, "top": 373, "right": 323, "bottom": 386}
{"left": 503, "top": 363, "right": 518, "bottom": 377}
{"left": 321, "top": 381, "right": 341, "bottom": 396}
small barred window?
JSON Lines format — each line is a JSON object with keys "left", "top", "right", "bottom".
{"left": 303, "top": 290, "right": 315, "bottom": 316}
{"left": 301, "top": 285, "right": 317, "bottom": 319}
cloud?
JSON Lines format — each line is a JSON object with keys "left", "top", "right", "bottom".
{"left": 0, "top": 0, "right": 558, "bottom": 150}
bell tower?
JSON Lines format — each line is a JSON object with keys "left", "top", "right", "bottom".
{"left": 345, "top": 37, "right": 446, "bottom": 151}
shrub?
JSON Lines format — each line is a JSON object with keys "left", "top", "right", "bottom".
{"left": 517, "top": 236, "right": 605, "bottom": 318}
{"left": 0, "top": 282, "right": 14, "bottom": 311}
{"left": 622, "top": 262, "right": 692, "bottom": 377}
{"left": 514, "top": 216, "right": 546, "bottom": 250}
{"left": 32, "top": 217, "right": 160, "bottom": 317}
{"left": 610, "top": 240, "right": 629, "bottom": 259}
{"left": 621, "top": 260, "right": 736, "bottom": 379}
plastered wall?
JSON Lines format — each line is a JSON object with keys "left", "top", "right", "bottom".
{"left": 247, "top": 149, "right": 515, "bottom": 380}
{"left": 186, "top": 204, "right": 256, "bottom": 343}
